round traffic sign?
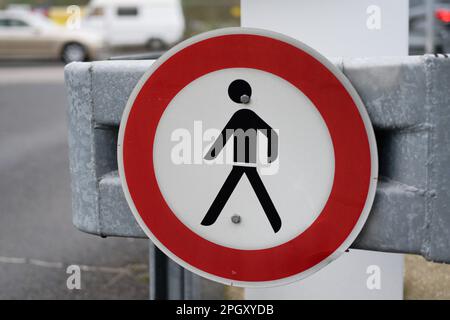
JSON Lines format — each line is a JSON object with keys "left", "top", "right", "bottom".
{"left": 118, "top": 28, "right": 378, "bottom": 287}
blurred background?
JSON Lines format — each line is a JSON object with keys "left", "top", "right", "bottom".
{"left": 0, "top": 0, "right": 449, "bottom": 299}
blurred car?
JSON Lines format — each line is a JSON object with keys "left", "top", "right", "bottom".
{"left": 82, "top": 0, "right": 185, "bottom": 51}
{"left": 0, "top": 9, "right": 104, "bottom": 63}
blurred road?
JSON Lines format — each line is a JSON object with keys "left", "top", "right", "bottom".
{"left": 0, "top": 64, "right": 148, "bottom": 299}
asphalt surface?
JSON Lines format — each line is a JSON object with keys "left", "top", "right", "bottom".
{"left": 0, "top": 64, "right": 149, "bottom": 299}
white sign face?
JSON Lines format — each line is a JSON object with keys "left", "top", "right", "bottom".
{"left": 118, "top": 28, "right": 378, "bottom": 286}
{"left": 154, "top": 67, "right": 335, "bottom": 250}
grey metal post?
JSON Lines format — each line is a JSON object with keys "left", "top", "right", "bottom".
{"left": 425, "top": 0, "right": 435, "bottom": 53}
{"left": 149, "top": 242, "right": 210, "bottom": 300}
{"left": 149, "top": 244, "right": 167, "bottom": 300}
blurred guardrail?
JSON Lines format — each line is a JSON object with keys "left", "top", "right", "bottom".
{"left": 64, "top": 54, "right": 450, "bottom": 298}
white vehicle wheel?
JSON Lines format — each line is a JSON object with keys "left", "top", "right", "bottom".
{"left": 62, "top": 43, "right": 87, "bottom": 63}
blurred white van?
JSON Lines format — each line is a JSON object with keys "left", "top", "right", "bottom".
{"left": 82, "top": 0, "right": 185, "bottom": 50}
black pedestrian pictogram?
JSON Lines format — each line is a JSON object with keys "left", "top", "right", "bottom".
{"left": 201, "top": 79, "right": 281, "bottom": 233}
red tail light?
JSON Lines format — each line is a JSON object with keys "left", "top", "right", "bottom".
{"left": 436, "top": 8, "right": 450, "bottom": 23}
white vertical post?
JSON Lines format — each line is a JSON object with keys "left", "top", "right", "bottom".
{"left": 242, "top": 0, "right": 407, "bottom": 300}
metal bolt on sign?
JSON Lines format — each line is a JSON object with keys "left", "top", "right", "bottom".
{"left": 231, "top": 215, "right": 242, "bottom": 224}
{"left": 65, "top": 54, "right": 450, "bottom": 297}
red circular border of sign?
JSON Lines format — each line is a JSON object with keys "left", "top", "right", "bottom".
{"left": 122, "top": 33, "right": 371, "bottom": 282}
